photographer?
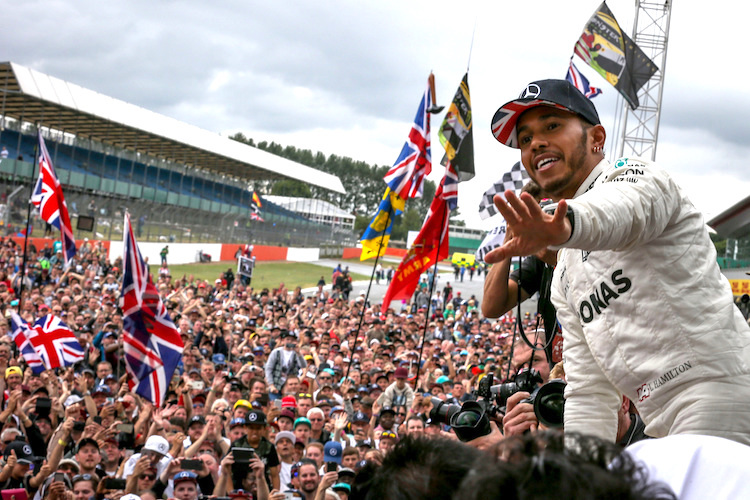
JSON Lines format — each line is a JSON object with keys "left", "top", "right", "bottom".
{"left": 229, "top": 410, "right": 279, "bottom": 491}
{"left": 500, "top": 338, "right": 551, "bottom": 437}
{"left": 214, "top": 453, "right": 269, "bottom": 500}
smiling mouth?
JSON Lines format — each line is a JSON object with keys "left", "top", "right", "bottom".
{"left": 536, "top": 157, "right": 559, "bottom": 172}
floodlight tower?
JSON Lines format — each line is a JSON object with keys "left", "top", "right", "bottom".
{"left": 617, "top": 1, "right": 673, "bottom": 160}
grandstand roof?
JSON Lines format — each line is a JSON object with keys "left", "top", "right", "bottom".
{"left": 264, "top": 195, "right": 354, "bottom": 219}
{"left": 0, "top": 62, "right": 345, "bottom": 194}
{"left": 707, "top": 194, "right": 750, "bottom": 239}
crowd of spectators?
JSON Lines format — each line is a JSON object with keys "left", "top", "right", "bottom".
{"left": 0, "top": 235, "right": 744, "bottom": 499}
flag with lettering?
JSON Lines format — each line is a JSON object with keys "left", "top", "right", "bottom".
{"left": 475, "top": 223, "right": 507, "bottom": 263}
{"left": 360, "top": 188, "right": 406, "bottom": 261}
{"left": 438, "top": 73, "right": 474, "bottom": 182}
{"left": 566, "top": 60, "right": 602, "bottom": 99}
{"left": 383, "top": 75, "right": 434, "bottom": 199}
{"left": 381, "top": 163, "right": 457, "bottom": 306}
{"left": 10, "top": 312, "right": 83, "bottom": 372}
{"left": 573, "top": 1, "right": 657, "bottom": 109}
{"left": 478, "top": 162, "right": 530, "bottom": 220}
{"left": 31, "top": 131, "right": 77, "bottom": 265}
{"left": 121, "top": 212, "right": 183, "bottom": 406}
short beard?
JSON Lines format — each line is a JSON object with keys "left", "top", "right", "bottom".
{"left": 540, "top": 126, "right": 589, "bottom": 199}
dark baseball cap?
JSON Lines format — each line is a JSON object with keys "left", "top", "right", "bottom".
{"left": 245, "top": 410, "right": 267, "bottom": 426}
{"left": 491, "top": 79, "right": 601, "bottom": 148}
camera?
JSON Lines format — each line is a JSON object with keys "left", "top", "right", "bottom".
{"left": 429, "top": 370, "right": 566, "bottom": 442}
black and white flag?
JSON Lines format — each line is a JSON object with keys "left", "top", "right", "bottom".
{"left": 475, "top": 223, "right": 507, "bottom": 263}
{"left": 478, "top": 162, "right": 530, "bottom": 220}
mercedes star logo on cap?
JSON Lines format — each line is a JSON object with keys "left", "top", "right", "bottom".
{"left": 521, "top": 83, "right": 541, "bottom": 99}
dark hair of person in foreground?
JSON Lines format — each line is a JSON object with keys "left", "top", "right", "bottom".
{"left": 455, "top": 431, "right": 677, "bottom": 500}
{"left": 350, "top": 435, "right": 484, "bottom": 500}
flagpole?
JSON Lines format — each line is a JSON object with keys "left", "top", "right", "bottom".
{"left": 466, "top": 16, "right": 478, "bottom": 71}
{"left": 344, "top": 203, "right": 393, "bottom": 381}
{"left": 18, "top": 127, "right": 41, "bottom": 311}
{"left": 412, "top": 198, "right": 450, "bottom": 391}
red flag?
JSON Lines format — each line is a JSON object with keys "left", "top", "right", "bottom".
{"left": 381, "top": 164, "right": 457, "bottom": 307}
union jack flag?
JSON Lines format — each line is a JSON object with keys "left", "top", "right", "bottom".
{"left": 10, "top": 312, "right": 83, "bottom": 373}
{"left": 31, "top": 131, "right": 77, "bottom": 265}
{"left": 250, "top": 212, "right": 264, "bottom": 222}
{"left": 383, "top": 75, "right": 433, "bottom": 199}
{"left": 566, "top": 60, "right": 602, "bottom": 99}
{"left": 121, "top": 213, "right": 183, "bottom": 406}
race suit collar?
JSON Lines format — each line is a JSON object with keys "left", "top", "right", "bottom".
{"left": 574, "top": 158, "right": 609, "bottom": 198}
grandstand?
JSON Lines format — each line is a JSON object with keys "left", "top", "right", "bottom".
{"left": 0, "top": 61, "right": 355, "bottom": 248}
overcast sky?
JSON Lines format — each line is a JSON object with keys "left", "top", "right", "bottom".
{"left": 3, "top": 0, "right": 749, "bottom": 229}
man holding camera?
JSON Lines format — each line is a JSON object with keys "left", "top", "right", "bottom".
{"left": 230, "top": 409, "right": 280, "bottom": 491}
{"left": 487, "top": 79, "right": 750, "bottom": 446}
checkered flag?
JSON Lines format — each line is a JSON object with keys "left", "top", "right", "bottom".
{"left": 478, "top": 162, "right": 530, "bottom": 220}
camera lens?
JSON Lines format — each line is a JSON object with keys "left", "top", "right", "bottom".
{"left": 452, "top": 408, "right": 482, "bottom": 427}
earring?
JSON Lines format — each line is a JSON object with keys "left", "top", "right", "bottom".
{"left": 592, "top": 146, "right": 602, "bottom": 153}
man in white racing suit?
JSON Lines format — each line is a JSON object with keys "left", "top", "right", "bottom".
{"left": 486, "top": 79, "right": 750, "bottom": 446}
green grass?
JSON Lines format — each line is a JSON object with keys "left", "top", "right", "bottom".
{"left": 163, "top": 260, "right": 369, "bottom": 290}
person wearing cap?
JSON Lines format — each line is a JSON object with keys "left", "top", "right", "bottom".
{"left": 376, "top": 366, "right": 413, "bottom": 411}
{"left": 230, "top": 409, "right": 280, "bottom": 491}
{"left": 122, "top": 435, "right": 172, "bottom": 478}
{"left": 264, "top": 329, "right": 305, "bottom": 399}
{"left": 0, "top": 440, "right": 37, "bottom": 490}
{"left": 274, "top": 430, "right": 296, "bottom": 492}
{"left": 172, "top": 470, "right": 199, "bottom": 500}
{"left": 74, "top": 437, "right": 104, "bottom": 478}
{"left": 488, "top": 78, "right": 750, "bottom": 447}
{"left": 293, "top": 417, "right": 312, "bottom": 446}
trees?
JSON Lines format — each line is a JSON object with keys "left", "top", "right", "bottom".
{"left": 229, "top": 133, "right": 437, "bottom": 239}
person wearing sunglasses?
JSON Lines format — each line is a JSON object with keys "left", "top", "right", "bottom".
{"left": 72, "top": 473, "right": 99, "bottom": 500}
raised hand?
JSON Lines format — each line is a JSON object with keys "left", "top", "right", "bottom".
{"left": 484, "top": 192, "right": 570, "bottom": 264}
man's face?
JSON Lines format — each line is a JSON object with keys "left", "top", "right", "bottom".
{"left": 285, "top": 377, "right": 300, "bottom": 395}
{"left": 517, "top": 106, "right": 594, "bottom": 200}
{"left": 201, "top": 363, "right": 215, "bottom": 381}
{"left": 276, "top": 437, "right": 294, "bottom": 459}
{"left": 511, "top": 343, "right": 550, "bottom": 382}
{"left": 228, "top": 426, "right": 246, "bottom": 442}
{"left": 378, "top": 437, "right": 394, "bottom": 454}
{"left": 251, "top": 380, "right": 266, "bottom": 396}
{"left": 298, "top": 464, "right": 320, "bottom": 494}
{"left": 188, "top": 423, "right": 204, "bottom": 441}
{"left": 342, "top": 453, "right": 358, "bottom": 469}
{"left": 308, "top": 412, "right": 325, "bottom": 431}
{"left": 305, "top": 446, "right": 323, "bottom": 467}
{"left": 277, "top": 418, "right": 293, "bottom": 432}
{"left": 297, "top": 397, "right": 312, "bottom": 416}
{"left": 379, "top": 413, "right": 394, "bottom": 429}
{"left": 76, "top": 444, "right": 101, "bottom": 470}
{"left": 0, "top": 344, "right": 10, "bottom": 362}
{"left": 97, "top": 363, "right": 112, "bottom": 379}
{"left": 102, "top": 441, "right": 121, "bottom": 464}
{"left": 294, "top": 425, "right": 311, "bottom": 443}
{"left": 407, "top": 419, "right": 425, "bottom": 435}
{"left": 73, "top": 480, "right": 96, "bottom": 500}
{"left": 174, "top": 481, "right": 198, "bottom": 500}
{"left": 246, "top": 424, "right": 265, "bottom": 445}
{"left": 5, "top": 374, "right": 21, "bottom": 389}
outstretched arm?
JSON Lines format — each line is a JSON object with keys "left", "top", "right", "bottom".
{"left": 484, "top": 192, "right": 571, "bottom": 264}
